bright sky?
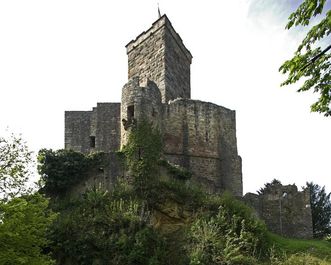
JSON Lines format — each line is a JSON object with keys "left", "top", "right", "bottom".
{"left": 0, "top": 0, "right": 330, "bottom": 194}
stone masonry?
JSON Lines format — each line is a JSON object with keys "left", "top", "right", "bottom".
{"left": 244, "top": 183, "right": 313, "bottom": 239}
{"left": 126, "top": 16, "right": 192, "bottom": 103}
{"left": 65, "top": 15, "right": 243, "bottom": 196}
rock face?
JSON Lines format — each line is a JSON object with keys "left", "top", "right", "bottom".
{"left": 65, "top": 15, "right": 243, "bottom": 197}
{"left": 151, "top": 199, "right": 192, "bottom": 234}
{"left": 244, "top": 183, "right": 313, "bottom": 239}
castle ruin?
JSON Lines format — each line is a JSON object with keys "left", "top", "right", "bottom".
{"left": 64, "top": 15, "right": 313, "bottom": 238}
{"left": 65, "top": 15, "right": 243, "bottom": 196}
{"left": 244, "top": 182, "right": 313, "bottom": 239}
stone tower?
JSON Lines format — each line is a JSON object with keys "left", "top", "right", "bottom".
{"left": 126, "top": 15, "right": 192, "bottom": 103}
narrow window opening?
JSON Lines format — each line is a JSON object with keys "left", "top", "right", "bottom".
{"left": 90, "top": 136, "right": 96, "bottom": 148}
{"left": 127, "top": 105, "right": 134, "bottom": 120}
{"left": 152, "top": 108, "right": 156, "bottom": 117}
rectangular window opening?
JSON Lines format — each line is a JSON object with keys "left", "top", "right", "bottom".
{"left": 90, "top": 136, "right": 96, "bottom": 148}
{"left": 127, "top": 105, "right": 134, "bottom": 120}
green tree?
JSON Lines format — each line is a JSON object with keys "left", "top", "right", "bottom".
{"left": 0, "top": 133, "right": 33, "bottom": 202}
{"left": 279, "top": 0, "right": 331, "bottom": 116}
{"left": 306, "top": 181, "right": 331, "bottom": 238}
{"left": 0, "top": 133, "right": 57, "bottom": 264}
{"left": 0, "top": 193, "right": 57, "bottom": 265}
{"left": 258, "top": 179, "right": 282, "bottom": 195}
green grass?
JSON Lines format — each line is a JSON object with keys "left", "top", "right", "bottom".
{"left": 268, "top": 232, "right": 331, "bottom": 261}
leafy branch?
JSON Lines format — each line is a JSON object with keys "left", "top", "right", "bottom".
{"left": 280, "top": 0, "right": 331, "bottom": 116}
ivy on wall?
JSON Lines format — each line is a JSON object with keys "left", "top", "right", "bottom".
{"left": 121, "top": 120, "right": 162, "bottom": 197}
{"left": 37, "top": 149, "right": 108, "bottom": 195}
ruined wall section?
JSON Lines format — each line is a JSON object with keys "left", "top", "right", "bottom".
{"left": 65, "top": 111, "right": 92, "bottom": 153}
{"left": 126, "top": 15, "right": 192, "bottom": 103}
{"left": 163, "top": 99, "right": 242, "bottom": 196}
{"left": 244, "top": 184, "right": 313, "bottom": 239}
{"left": 65, "top": 103, "right": 121, "bottom": 154}
{"left": 95, "top": 103, "right": 121, "bottom": 152}
{"left": 67, "top": 152, "right": 125, "bottom": 198}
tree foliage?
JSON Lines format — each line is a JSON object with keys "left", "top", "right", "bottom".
{"left": 0, "top": 133, "right": 57, "bottom": 264}
{"left": 0, "top": 193, "right": 56, "bottom": 265}
{"left": 257, "top": 179, "right": 282, "bottom": 195}
{"left": 0, "top": 133, "right": 33, "bottom": 202}
{"left": 279, "top": 0, "right": 331, "bottom": 116}
{"left": 306, "top": 181, "right": 331, "bottom": 238}
{"left": 37, "top": 149, "right": 107, "bottom": 195}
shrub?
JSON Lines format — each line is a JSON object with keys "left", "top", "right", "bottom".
{"left": 49, "top": 188, "right": 167, "bottom": 265}
{"left": 187, "top": 193, "right": 268, "bottom": 264}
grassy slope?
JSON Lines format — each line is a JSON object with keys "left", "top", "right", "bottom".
{"left": 268, "top": 232, "right": 331, "bottom": 261}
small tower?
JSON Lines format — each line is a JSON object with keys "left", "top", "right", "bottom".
{"left": 126, "top": 15, "right": 192, "bottom": 103}
{"left": 120, "top": 77, "right": 162, "bottom": 147}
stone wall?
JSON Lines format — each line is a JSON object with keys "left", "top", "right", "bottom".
{"left": 244, "top": 184, "right": 313, "bottom": 239}
{"left": 66, "top": 152, "right": 125, "bottom": 198}
{"left": 163, "top": 98, "right": 242, "bottom": 196}
{"left": 95, "top": 103, "right": 121, "bottom": 152}
{"left": 65, "top": 103, "right": 121, "bottom": 153}
{"left": 126, "top": 15, "right": 192, "bottom": 103}
{"left": 65, "top": 111, "right": 92, "bottom": 153}
{"left": 164, "top": 24, "right": 191, "bottom": 101}
{"left": 120, "top": 86, "right": 243, "bottom": 196}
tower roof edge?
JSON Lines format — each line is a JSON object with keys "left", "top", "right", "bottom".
{"left": 125, "top": 14, "right": 192, "bottom": 62}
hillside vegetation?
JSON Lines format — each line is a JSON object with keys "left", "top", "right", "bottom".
{"left": 37, "top": 121, "right": 331, "bottom": 264}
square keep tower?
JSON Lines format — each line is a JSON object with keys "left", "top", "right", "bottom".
{"left": 126, "top": 15, "right": 193, "bottom": 103}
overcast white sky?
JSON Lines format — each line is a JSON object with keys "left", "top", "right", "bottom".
{"left": 0, "top": 0, "right": 330, "bottom": 194}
